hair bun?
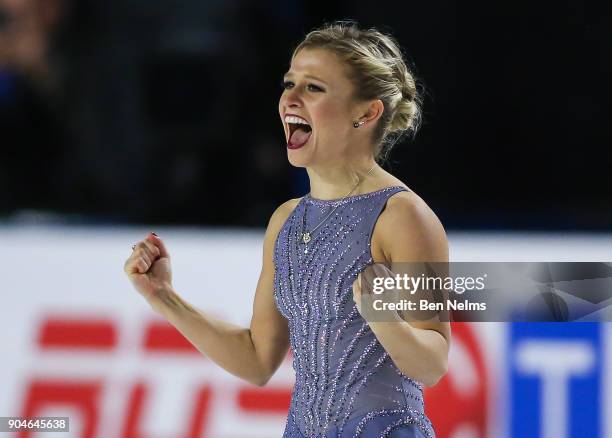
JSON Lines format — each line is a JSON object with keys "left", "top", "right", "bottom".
{"left": 388, "top": 72, "right": 422, "bottom": 135}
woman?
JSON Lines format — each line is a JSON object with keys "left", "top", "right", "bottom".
{"left": 125, "top": 21, "right": 449, "bottom": 438}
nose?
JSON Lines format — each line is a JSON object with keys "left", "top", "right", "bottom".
{"left": 282, "top": 87, "right": 303, "bottom": 110}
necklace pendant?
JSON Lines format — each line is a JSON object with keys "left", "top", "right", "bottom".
{"left": 301, "top": 232, "right": 311, "bottom": 244}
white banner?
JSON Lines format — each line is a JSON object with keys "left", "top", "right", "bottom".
{"left": 1, "top": 225, "right": 610, "bottom": 438}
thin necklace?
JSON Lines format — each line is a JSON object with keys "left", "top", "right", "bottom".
{"left": 301, "top": 164, "right": 376, "bottom": 245}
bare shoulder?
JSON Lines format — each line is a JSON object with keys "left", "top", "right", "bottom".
{"left": 373, "top": 189, "right": 448, "bottom": 263}
{"left": 268, "top": 197, "right": 301, "bottom": 226}
{"left": 382, "top": 190, "right": 445, "bottom": 233}
{"left": 265, "top": 197, "right": 303, "bottom": 240}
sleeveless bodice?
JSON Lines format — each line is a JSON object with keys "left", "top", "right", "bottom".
{"left": 273, "top": 186, "right": 436, "bottom": 438}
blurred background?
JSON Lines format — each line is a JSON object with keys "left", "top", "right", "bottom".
{"left": 1, "top": 0, "right": 611, "bottom": 437}
{"left": 1, "top": 0, "right": 610, "bottom": 228}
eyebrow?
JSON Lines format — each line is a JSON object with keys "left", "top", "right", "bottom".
{"left": 283, "top": 72, "right": 328, "bottom": 85}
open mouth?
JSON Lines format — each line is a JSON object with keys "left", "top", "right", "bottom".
{"left": 287, "top": 122, "right": 313, "bottom": 149}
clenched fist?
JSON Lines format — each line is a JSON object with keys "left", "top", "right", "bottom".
{"left": 124, "top": 232, "right": 173, "bottom": 305}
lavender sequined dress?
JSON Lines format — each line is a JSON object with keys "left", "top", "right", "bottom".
{"left": 273, "top": 186, "right": 436, "bottom": 438}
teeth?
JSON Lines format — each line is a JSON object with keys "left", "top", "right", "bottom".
{"left": 284, "top": 115, "right": 310, "bottom": 126}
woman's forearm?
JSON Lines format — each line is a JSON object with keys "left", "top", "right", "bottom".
{"left": 149, "top": 288, "right": 268, "bottom": 386}
{"left": 368, "top": 314, "right": 449, "bottom": 387}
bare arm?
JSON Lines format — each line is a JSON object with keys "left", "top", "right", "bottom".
{"left": 125, "top": 199, "right": 298, "bottom": 386}
{"left": 353, "top": 191, "right": 451, "bottom": 387}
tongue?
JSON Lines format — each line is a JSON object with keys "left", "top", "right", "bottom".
{"left": 288, "top": 127, "right": 312, "bottom": 148}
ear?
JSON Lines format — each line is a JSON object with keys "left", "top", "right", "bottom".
{"left": 360, "top": 99, "right": 384, "bottom": 125}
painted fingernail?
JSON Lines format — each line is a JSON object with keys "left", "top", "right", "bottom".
{"left": 151, "top": 232, "right": 158, "bottom": 237}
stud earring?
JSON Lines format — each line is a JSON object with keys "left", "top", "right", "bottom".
{"left": 353, "top": 120, "right": 365, "bottom": 128}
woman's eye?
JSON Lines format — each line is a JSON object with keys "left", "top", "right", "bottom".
{"left": 280, "top": 80, "right": 324, "bottom": 92}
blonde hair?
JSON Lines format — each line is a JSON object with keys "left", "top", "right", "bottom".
{"left": 291, "top": 20, "right": 424, "bottom": 162}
